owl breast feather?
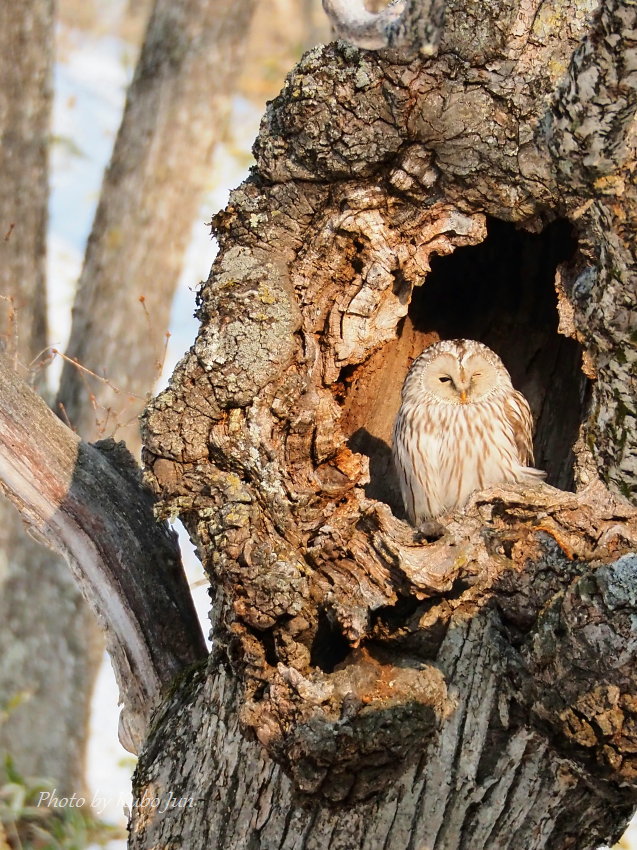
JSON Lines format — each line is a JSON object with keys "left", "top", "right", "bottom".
{"left": 393, "top": 393, "right": 541, "bottom": 525}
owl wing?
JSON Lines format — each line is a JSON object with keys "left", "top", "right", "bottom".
{"left": 503, "top": 390, "right": 535, "bottom": 466}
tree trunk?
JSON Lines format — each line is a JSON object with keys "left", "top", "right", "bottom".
{"left": 136, "top": 0, "right": 637, "bottom": 846}
{"left": 130, "top": 541, "right": 637, "bottom": 850}
{"left": 0, "top": 0, "right": 98, "bottom": 794}
{"left": 0, "top": 0, "right": 634, "bottom": 846}
{"left": 57, "top": 0, "right": 257, "bottom": 449}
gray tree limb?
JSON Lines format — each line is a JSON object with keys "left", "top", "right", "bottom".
{"left": 130, "top": 488, "right": 637, "bottom": 850}
{"left": 0, "top": 357, "right": 207, "bottom": 753}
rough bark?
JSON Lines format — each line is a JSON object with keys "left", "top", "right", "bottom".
{"left": 131, "top": 521, "right": 637, "bottom": 850}
{"left": 57, "top": 0, "right": 257, "bottom": 449}
{"left": 134, "top": 0, "right": 637, "bottom": 846}
{"left": 0, "top": 357, "right": 207, "bottom": 753}
{"left": 1, "top": 0, "right": 635, "bottom": 845}
{"left": 0, "top": 0, "right": 98, "bottom": 795}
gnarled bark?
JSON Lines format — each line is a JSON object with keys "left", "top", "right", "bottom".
{"left": 135, "top": 0, "right": 637, "bottom": 845}
{"left": 136, "top": 0, "right": 637, "bottom": 845}
{"left": 130, "top": 506, "right": 637, "bottom": 849}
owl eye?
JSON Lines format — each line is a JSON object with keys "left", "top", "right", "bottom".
{"left": 439, "top": 376, "right": 451, "bottom": 383}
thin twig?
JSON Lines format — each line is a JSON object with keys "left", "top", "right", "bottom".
{"left": 50, "top": 348, "right": 145, "bottom": 401}
{"left": 57, "top": 401, "right": 73, "bottom": 430}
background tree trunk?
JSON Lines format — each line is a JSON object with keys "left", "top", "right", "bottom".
{"left": 0, "top": 0, "right": 97, "bottom": 794}
{"left": 135, "top": 0, "right": 637, "bottom": 847}
{"left": 57, "top": 0, "right": 257, "bottom": 450}
{"left": 0, "top": 0, "right": 256, "bottom": 798}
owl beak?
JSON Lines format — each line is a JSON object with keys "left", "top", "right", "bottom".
{"left": 459, "top": 390, "right": 468, "bottom": 403}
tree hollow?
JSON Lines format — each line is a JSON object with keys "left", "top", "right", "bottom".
{"left": 343, "top": 217, "right": 590, "bottom": 517}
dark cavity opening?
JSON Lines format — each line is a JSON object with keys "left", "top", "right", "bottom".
{"left": 310, "top": 608, "right": 351, "bottom": 673}
{"left": 342, "top": 217, "right": 590, "bottom": 517}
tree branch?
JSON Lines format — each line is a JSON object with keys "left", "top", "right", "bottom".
{"left": 0, "top": 357, "right": 207, "bottom": 752}
{"left": 545, "top": 0, "right": 637, "bottom": 185}
{"left": 321, "top": 0, "right": 445, "bottom": 54}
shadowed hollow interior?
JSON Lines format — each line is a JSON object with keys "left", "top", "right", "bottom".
{"left": 340, "top": 217, "right": 590, "bottom": 518}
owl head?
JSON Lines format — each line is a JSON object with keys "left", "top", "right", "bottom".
{"left": 406, "top": 339, "right": 513, "bottom": 405}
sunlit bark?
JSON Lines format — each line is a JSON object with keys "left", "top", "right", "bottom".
{"left": 136, "top": 0, "right": 637, "bottom": 846}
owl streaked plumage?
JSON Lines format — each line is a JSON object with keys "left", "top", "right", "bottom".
{"left": 392, "top": 339, "right": 545, "bottom": 526}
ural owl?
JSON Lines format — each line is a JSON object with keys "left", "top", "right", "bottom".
{"left": 392, "top": 339, "right": 545, "bottom": 526}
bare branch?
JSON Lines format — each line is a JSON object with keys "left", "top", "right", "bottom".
{"left": 0, "top": 357, "right": 207, "bottom": 752}
{"left": 545, "top": 0, "right": 637, "bottom": 185}
{"left": 321, "top": 0, "right": 444, "bottom": 54}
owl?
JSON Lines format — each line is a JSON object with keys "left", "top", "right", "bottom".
{"left": 392, "top": 339, "right": 545, "bottom": 526}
